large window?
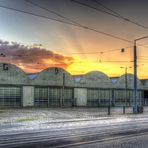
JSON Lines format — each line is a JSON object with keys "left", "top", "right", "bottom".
{"left": 34, "top": 87, "right": 48, "bottom": 107}
{"left": 137, "top": 90, "right": 142, "bottom": 106}
{"left": 87, "top": 89, "right": 99, "bottom": 107}
{"left": 99, "top": 90, "right": 111, "bottom": 106}
{"left": 34, "top": 87, "right": 73, "bottom": 107}
{"left": 114, "top": 90, "right": 142, "bottom": 107}
{"left": 114, "top": 90, "right": 126, "bottom": 106}
{"left": 63, "top": 88, "right": 73, "bottom": 107}
{"left": 87, "top": 89, "right": 111, "bottom": 107}
{"left": 48, "top": 88, "right": 61, "bottom": 107}
{"left": 0, "top": 87, "right": 21, "bottom": 107}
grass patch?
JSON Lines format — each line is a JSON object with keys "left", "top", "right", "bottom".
{"left": 2, "top": 121, "right": 10, "bottom": 124}
{"left": 16, "top": 118, "right": 36, "bottom": 122}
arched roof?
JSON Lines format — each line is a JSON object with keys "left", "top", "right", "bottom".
{"left": 78, "top": 71, "right": 113, "bottom": 88}
{"left": 114, "top": 74, "right": 143, "bottom": 89}
{"left": 32, "top": 67, "right": 74, "bottom": 86}
{"left": 0, "top": 63, "right": 29, "bottom": 84}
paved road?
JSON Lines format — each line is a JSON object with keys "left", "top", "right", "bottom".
{"left": 1, "top": 116, "right": 148, "bottom": 148}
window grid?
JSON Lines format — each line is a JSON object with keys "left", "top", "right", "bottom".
{"left": 87, "top": 89, "right": 111, "bottom": 107}
{"left": 35, "top": 87, "right": 73, "bottom": 107}
{"left": 114, "top": 90, "right": 142, "bottom": 107}
{"left": 0, "top": 87, "right": 21, "bottom": 107}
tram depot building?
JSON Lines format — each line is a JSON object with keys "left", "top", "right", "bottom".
{"left": 0, "top": 63, "right": 148, "bottom": 108}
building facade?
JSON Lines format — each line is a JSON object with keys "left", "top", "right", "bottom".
{"left": 0, "top": 63, "right": 147, "bottom": 108}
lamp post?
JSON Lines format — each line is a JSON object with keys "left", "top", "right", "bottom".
{"left": 133, "top": 36, "right": 148, "bottom": 114}
{"left": 120, "top": 66, "right": 132, "bottom": 106}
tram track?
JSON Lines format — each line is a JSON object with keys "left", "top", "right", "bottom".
{"left": 1, "top": 125, "right": 148, "bottom": 148}
{"left": 58, "top": 129, "right": 148, "bottom": 148}
{"left": 1, "top": 118, "right": 148, "bottom": 148}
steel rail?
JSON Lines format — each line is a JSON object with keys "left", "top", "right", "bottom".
{"left": 1, "top": 121, "right": 148, "bottom": 147}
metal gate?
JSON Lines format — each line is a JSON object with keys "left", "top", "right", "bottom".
{"left": 0, "top": 86, "right": 22, "bottom": 107}
{"left": 34, "top": 87, "right": 73, "bottom": 107}
{"left": 114, "top": 89, "right": 142, "bottom": 106}
{"left": 48, "top": 88, "right": 61, "bottom": 107}
{"left": 34, "top": 87, "right": 48, "bottom": 107}
{"left": 87, "top": 89, "right": 112, "bottom": 107}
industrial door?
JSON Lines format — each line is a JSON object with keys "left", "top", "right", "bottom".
{"left": 0, "top": 86, "right": 21, "bottom": 107}
{"left": 87, "top": 89, "right": 111, "bottom": 107}
{"left": 34, "top": 87, "right": 73, "bottom": 107}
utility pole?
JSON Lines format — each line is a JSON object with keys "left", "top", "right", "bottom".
{"left": 125, "top": 67, "right": 127, "bottom": 106}
{"left": 133, "top": 36, "right": 148, "bottom": 114}
{"left": 133, "top": 41, "right": 137, "bottom": 113}
{"left": 120, "top": 66, "right": 132, "bottom": 106}
{"left": 62, "top": 73, "right": 65, "bottom": 107}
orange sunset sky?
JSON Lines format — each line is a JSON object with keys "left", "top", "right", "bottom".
{"left": 0, "top": 0, "right": 148, "bottom": 79}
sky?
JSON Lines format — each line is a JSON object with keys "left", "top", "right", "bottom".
{"left": 0, "top": 0, "right": 148, "bottom": 78}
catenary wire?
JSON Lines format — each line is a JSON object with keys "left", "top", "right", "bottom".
{"left": 0, "top": 5, "right": 132, "bottom": 43}
{"left": 72, "top": 0, "right": 148, "bottom": 30}
{"left": 24, "top": 0, "right": 148, "bottom": 49}
{"left": 24, "top": 0, "right": 81, "bottom": 26}
{"left": 0, "top": 46, "right": 132, "bottom": 56}
{"left": 93, "top": 0, "right": 121, "bottom": 16}
{"left": 0, "top": 3, "right": 148, "bottom": 54}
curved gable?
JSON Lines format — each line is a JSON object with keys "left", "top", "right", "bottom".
{"left": 32, "top": 67, "right": 74, "bottom": 86}
{"left": 114, "top": 74, "right": 143, "bottom": 89}
{"left": 79, "top": 71, "right": 113, "bottom": 88}
{"left": 0, "top": 63, "right": 28, "bottom": 84}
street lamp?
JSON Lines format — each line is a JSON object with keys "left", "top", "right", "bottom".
{"left": 120, "top": 66, "right": 132, "bottom": 106}
{"left": 133, "top": 36, "right": 148, "bottom": 114}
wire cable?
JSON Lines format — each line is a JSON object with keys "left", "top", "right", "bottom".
{"left": 93, "top": 0, "right": 121, "bottom": 16}
{"left": 0, "top": 5, "right": 77, "bottom": 25}
{"left": 1, "top": 3, "right": 148, "bottom": 53}
{"left": 0, "top": 5, "right": 132, "bottom": 43}
{"left": 24, "top": 0, "right": 81, "bottom": 26}
{"left": 2, "top": 3, "right": 148, "bottom": 50}
{"left": 72, "top": 0, "right": 148, "bottom": 30}
{"left": 0, "top": 45, "right": 132, "bottom": 56}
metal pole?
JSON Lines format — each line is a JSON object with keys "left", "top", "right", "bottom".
{"left": 133, "top": 41, "right": 138, "bottom": 114}
{"left": 108, "top": 105, "right": 111, "bottom": 115}
{"left": 133, "top": 36, "right": 148, "bottom": 114}
{"left": 62, "top": 73, "right": 65, "bottom": 107}
{"left": 125, "top": 67, "right": 127, "bottom": 106}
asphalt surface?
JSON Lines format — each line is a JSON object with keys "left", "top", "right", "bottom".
{"left": 1, "top": 116, "right": 148, "bottom": 148}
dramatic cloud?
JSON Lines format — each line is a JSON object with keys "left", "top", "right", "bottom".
{"left": 0, "top": 40, "right": 75, "bottom": 73}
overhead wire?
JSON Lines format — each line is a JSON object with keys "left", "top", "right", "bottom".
{"left": 0, "top": 5, "right": 77, "bottom": 26}
{"left": 24, "top": 0, "right": 133, "bottom": 42}
{"left": 1, "top": 2, "right": 148, "bottom": 50}
{"left": 93, "top": 0, "right": 121, "bottom": 16}
{"left": 24, "top": 0, "right": 81, "bottom": 26}
{"left": 72, "top": 0, "right": 148, "bottom": 30}
{"left": 0, "top": 4, "right": 133, "bottom": 43}
{"left": 71, "top": 0, "right": 122, "bottom": 19}
{"left": 0, "top": 2, "right": 147, "bottom": 73}
{"left": 0, "top": 2, "right": 148, "bottom": 61}
{"left": 0, "top": 45, "right": 132, "bottom": 56}
{"left": 62, "top": 48, "right": 126, "bottom": 55}
{"left": 23, "top": 0, "right": 148, "bottom": 49}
